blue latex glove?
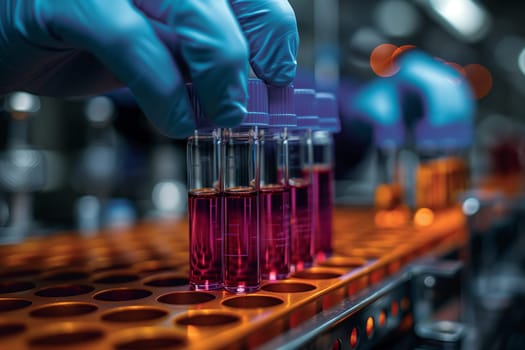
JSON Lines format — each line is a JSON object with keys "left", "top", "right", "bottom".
{"left": 0, "top": 0, "right": 298, "bottom": 138}
{"left": 348, "top": 51, "right": 475, "bottom": 151}
{"left": 351, "top": 78, "right": 405, "bottom": 149}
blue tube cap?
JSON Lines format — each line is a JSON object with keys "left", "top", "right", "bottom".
{"left": 316, "top": 92, "right": 341, "bottom": 133}
{"left": 242, "top": 78, "right": 269, "bottom": 126}
{"left": 294, "top": 88, "right": 319, "bottom": 129}
{"left": 267, "top": 85, "right": 297, "bottom": 127}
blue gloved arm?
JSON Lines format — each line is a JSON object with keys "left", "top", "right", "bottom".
{"left": 0, "top": 0, "right": 298, "bottom": 138}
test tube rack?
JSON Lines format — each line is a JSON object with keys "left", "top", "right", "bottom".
{"left": 0, "top": 207, "right": 466, "bottom": 349}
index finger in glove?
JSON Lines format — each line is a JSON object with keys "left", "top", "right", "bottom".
{"left": 134, "top": 0, "right": 249, "bottom": 128}
{"left": 229, "top": 0, "right": 299, "bottom": 87}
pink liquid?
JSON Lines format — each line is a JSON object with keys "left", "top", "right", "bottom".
{"left": 289, "top": 177, "right": 313, "bottom": 271}
{"left": 260, "top": 184, "right": 290, "bottom": 280}
{"left": 312, "top": 165, "right": 334, "bottom": 260}
{"left": 223, "top": 187, "right": 260, "bottom": 293}
{"left": 188, "top": 189, "right": 222, "bottom": 290}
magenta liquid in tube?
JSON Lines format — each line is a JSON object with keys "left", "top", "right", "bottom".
{"left": 222, "top": 79, "right": 266, "bottom": 293}
{"left": 259, "top": 184, "right": 290, "bottom": 280}
{"left": 312, "top": 92, "right": 340, "bottom": 262}
{"left": 288, "top": 88, "right": 318, "bottom": 271}
{"left": 223, "top": 186, "right": 259, "bottom": 292}
{"left": 260, "top": 85, "right": 295, "bottom": 280}
{"left": 188, "top": 189, "right": 221, "bottom": 290}
{"left": 187, "top": 85, "right": 222, "bottom": 290}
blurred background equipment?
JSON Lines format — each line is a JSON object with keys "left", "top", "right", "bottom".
{"left": 0, "top": 92, "right": 45, "bottom": 243}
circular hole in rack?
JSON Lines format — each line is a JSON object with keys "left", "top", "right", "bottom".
{"left": 379, "top": 310, "right": 387, "bottom": 327}
{"left": 291, "top": 269, "right": 342, "bottom": 280}
{"left": 94, "top": 288, "right": 152, "bottom": 302}
{"left": 175, "top": 312, "right": 240, "bottom": 327}
{"left": 262, "top": 282, "right": 316, "bottom": 293}
{"left": 222, "top": 295, "right": 283, "bottom": 309}
{"left": 350, "top": 327, "right": 358, "bottom": 348}
{"left": 35, "top": 284, "right": 94, "bottom": 297}
{"left": 366, "top": 316, "right": 375, "bottom": 338}
{"left": 30, "top": 302, "right": 98, "bottom": 318}
{"left": 0, "top": 281, "right": 35, "bottom": 294}
{"left": 0, "top": 269, "right": 41, "bottom": 279}
{"left": 102, "top": 306, "right": 168, "bottom": 323}
{"left": 332, "top": 338, "right": 341, "bottom": 350}
{"left": 158, "top": 292, "right": 215, "bottom": 305}
{"left": 28, "top": 328, "right": 104, "bottom": 347}
{"left": 93, "top": 274, "right": 140, "bottom": 284}
{"left": 143, "top": 276, "right": 189, "bottom": 287}
{"left": 115, "top": 336, "right": 186, "bottom": 350}
{"left": 0, "top": 298, "right": 32, "bottom": 312}
{"left": 92, "top": 263, "right": 132, "bottom": 273}
{"left": 41, "top": 270, "right": 89, "bottom": 282}
{"left": 319, "top": 257, "right": 367, "bottom": 269}
{"left": 0, "top": 322, "right": 26, "bottom": 338}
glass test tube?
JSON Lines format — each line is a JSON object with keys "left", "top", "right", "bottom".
{"left": 312, "top": 92, "right": 340, "bottom": 262}
{"left": 406, "top": 113, "right": 472, "bottom": 213}
{"left": 187, "top": 85, "right": 222, "bottom": 290}
{"left": 289, "top": 88, "right": 317, "bottom": 271}
{"left": 260, "top": 85, "right": 294, "bottom": 280}
{"left": 222, "top": 79, "right": 266, "bottom": 293}
{"left": 414, "top": 148, "right": 469, "bottom": 211}
{"left": 374, "top": 143, "right": 403, "bottom": 210}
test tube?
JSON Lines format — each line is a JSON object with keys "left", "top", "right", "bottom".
{"left": 186, "top": 85, "right": 222, "bottom": 290}
{"left": 222, "top": 79, "right": 266, "bottom": 293}
{"left": 289, "top": 88, "right": 317, "bottom": 271}
{"left": 410, "top": 120, "right": 472, "bottom": 212}
{"left": 259, "top": 85, "right": 294, "bottom": 280}
{"left": 414, "top": 149, "right": 469, "bottom": 211}
{"left": 312, "top": 92, "right": 340, "bottom": 262}
{"left": 375, "top": 148, "right": 402, "bottom": 210}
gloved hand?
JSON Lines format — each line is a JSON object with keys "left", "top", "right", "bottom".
{"left": 0, "top": 0, "right": 298, "bottom": 138}
{"left": 349, "top": 51, "right": 475, "bottom": 151}
{"left": 350, "top": 78, "right": 405, "bottom": 149}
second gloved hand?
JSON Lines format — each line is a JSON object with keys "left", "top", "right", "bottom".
{"left": 0, "top": 0, "right": 298, "bottom": 138}
{"left": 349, "top": 51, "right": 475, "bottom": 150}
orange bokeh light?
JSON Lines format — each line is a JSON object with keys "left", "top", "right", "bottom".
{"left": 350, "top": 327, "right": 358, "bottom": 348}
{"left": 378, "top": 310, "right": 387, "bottom": 327}
{"left": 370, "top": 44, "right": 417, "bottom": 77}
{"left": 366, "top": 316, "right": 375, "bottom": 337}
{"left": 371, "top": 44, "right": 492, "bottom": 98}
{"left": 414, "top": 208, "right": 434, "bottom": 227}
{"left": 391, "top": 300, "right": 399, "bottom": 317}
{"left": 464, "top": 64, "right": 493, "bottom": 99}
{"left": 370, "top": 43, "right": 399, "bottom": 77}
